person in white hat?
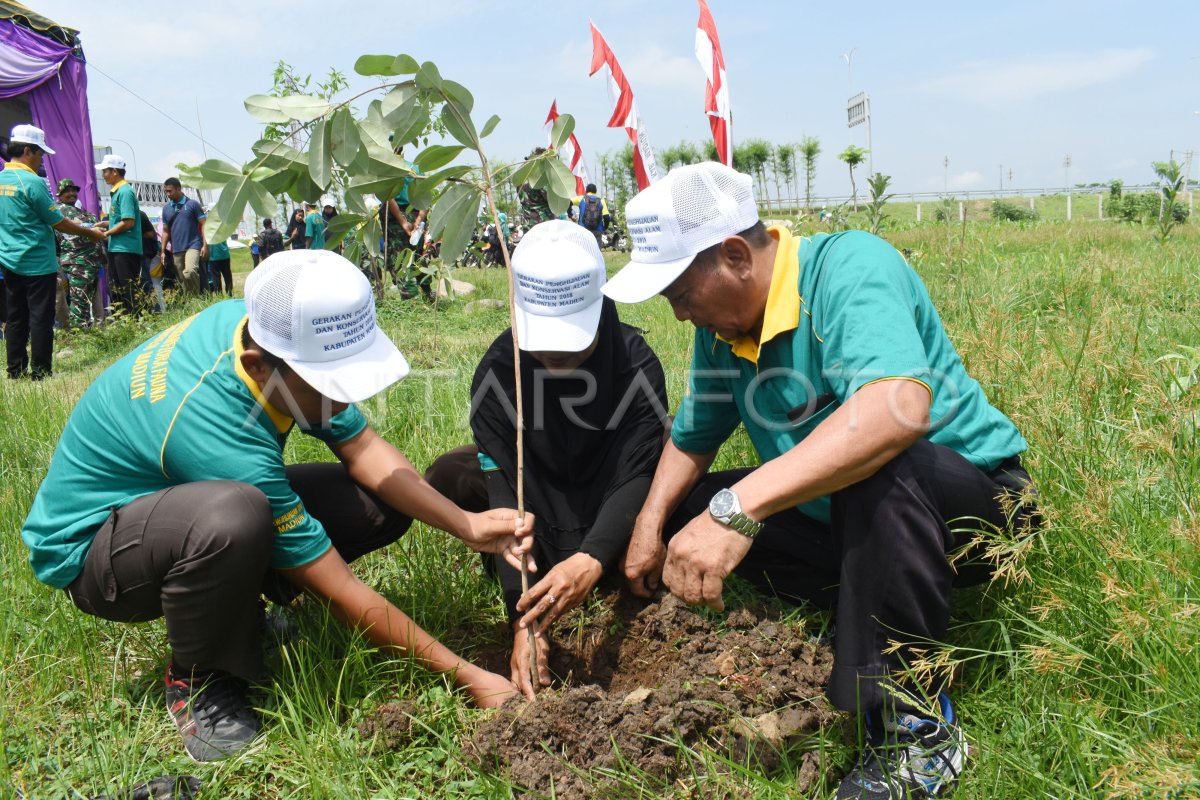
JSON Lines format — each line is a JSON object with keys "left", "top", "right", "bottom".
{"left": 95, "top": 152, "right": 143, "bottom": 316}
{"left": 0, "top": 125, "right": 106, "bottom": 379}
{"left": 604, "top": 162, "right": 1040, "bottom": 800}
{"left": 425, "top": 219, "right": 669, "bottom": 698}
{"left": 20, "top": 250, "right": 535, "bottom": 761}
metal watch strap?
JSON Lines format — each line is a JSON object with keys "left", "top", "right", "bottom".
{"left": 723, "top": 511, "right": 764, "bottom": 538}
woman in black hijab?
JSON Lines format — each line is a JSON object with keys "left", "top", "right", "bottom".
{"left": 426, "top": 220, "right": 668, "bottom": 698}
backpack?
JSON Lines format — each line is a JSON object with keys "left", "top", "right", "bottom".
{"left": 579, "top": 195, "right": 603, "bottom": 231}
{"left": 261, "top": 227, "right": 284, "bottom": 256}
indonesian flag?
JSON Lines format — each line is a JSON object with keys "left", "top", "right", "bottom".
{"left": 544, "top": 100, "right": 589, "bottom": 196}
{"left": 588, "top": 21, "right": 659, "bottom": 189}
{"left": 695, "top": 0, "right": 731, "bottom": 167}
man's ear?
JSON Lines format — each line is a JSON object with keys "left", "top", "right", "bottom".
{"left": 240, "top": 349, "right": 271, "bottom": 385}
{"left": 720, "top": 235, "right": 755, "bottom": 280}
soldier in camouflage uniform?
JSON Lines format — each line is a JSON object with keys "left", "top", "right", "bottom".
{"left": 517, "top": 148, "right": 556, "bottom": 227}
{"left": 54, "top": 178, "right": 104, "bottom": 328}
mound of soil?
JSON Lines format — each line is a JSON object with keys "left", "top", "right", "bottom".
{"left": 460, "top": 592, "right": 843, "bottom": 797}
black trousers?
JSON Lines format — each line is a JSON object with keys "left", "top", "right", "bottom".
{"left": 65, "top": 463, "right": 412, "bottom": 680}
{"left": 671, "top": 439, "right": 1039, "bottom": 713}
{"left": 107, "top": 252, "right": 142, "bottom": 318}
{"left": 2, "top": 266, "right": 57, "bottom": 379}
{"left": 209, "top": 259, "right": 233, "bottom": 295}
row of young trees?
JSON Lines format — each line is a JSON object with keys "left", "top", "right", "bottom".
{"left": 591, "top": 137, "right": 824, "bottom": 211}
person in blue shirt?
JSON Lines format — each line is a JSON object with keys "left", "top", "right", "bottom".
{"left": 605, "top": 163, "right": 1041, "bottom": 800}
{"left": 161, "top": 177, "right": 207, "bottom": 296}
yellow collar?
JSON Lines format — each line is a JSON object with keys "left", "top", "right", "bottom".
{"left": 6, "top": 161, "right": 36, "bottom": 175}
{"left": 232, "top": 318, "right": 295, "bottom": 434}
{"left": 720, "top": 225, "right": 801, "bottom": 364}
{"left": 109, "top": 179, "right": 128, "bottom": 194}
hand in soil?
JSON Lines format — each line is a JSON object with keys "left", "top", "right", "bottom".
{"left": 515, "top": 552, "right": 603, "bottom": 634}
{"left": 510, "top": 624, "right": 551, "bottom": 698}
{"left": 662, "top": 513, "right": 753, "bottom": 611}
{"left": 621, "top": 515, "right": 667, "bottom": 597}
{"left": 460, "top": 664, "right": 521, "bottom": 709}
{"left": 461, "top": 509, "right": 539, "bottom": 572}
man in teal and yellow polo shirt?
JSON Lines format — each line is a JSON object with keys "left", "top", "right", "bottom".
{"left": 303, "top": 201, "right": 326, "bottom": 250}
{"left": 0, "top": 125, "right": 105, "bottom": 379}
{"left": 605, "top": 162, "right": 1040, "bottom": 800}
{"left": 95, "top": 153, "right": 142, "bottom": 317}
{"left": 21, "top": 250, "right": 536, "bottom": 761}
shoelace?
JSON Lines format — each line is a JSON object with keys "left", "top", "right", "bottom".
{"left": 192, "top": 676, "right": 251, "bottom": 728}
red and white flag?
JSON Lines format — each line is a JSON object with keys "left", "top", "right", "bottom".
{"left": 588, "top": 21, "right": 659, "bottom": 190}
{"left": 695, "top": 0, "right": 732, "bottom": 167}
{"left": 544, "top": 100, "right": 589, "bottom": 196}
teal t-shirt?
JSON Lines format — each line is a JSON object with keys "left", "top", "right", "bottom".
{"left": 673, "top": 229, "right": 1028, "bottom": 523}
{"left": 107, "top": 181, "right": 142, "bottom": 255}
{"left": 209, "top": 240, "right": 230, "bottom": 260}
{"left": 305, "top": 212, "right": 326, "bottom": 250}
{"left": 0, "top": 162, "right": 64, "bottom": 275}
{"left": 21, "top": 300, "right": 368, "bottom": 589}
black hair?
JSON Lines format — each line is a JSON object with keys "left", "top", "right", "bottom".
{"left": 240, "top": 324, "right": 289, "bottom": 372}
{"left": 11, "top": 142, "right": 42, "bottom": 159}
{"left": 163, "top": 177, "right": 182, "bottom": 189}
{"left": 585, "top": 183, "right": 597, "bottom": 194}
{"left": 692, "top": 221, "right": 770, "bottom": 271}
{"left": 263, "top": 218, "right": 273, "bottom": 227}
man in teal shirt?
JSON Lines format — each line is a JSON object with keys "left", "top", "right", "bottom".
{"left": 95, "top": 153, "right": 142, "bottom": 317}
{"left": 1, "top": 125, "right": 105, "bottom": 379}
{"left": 604, "top": 163, "right": 1039, "bottom": 800}
{"left": 21, "top": 250, "right": 536, "bottom": 761}
{"left": 304, "top": 201, "right": 326, "bottom": 250}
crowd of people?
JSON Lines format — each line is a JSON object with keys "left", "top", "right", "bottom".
{"left": 7, "top": 121, "right": 1040, "bottom": 798}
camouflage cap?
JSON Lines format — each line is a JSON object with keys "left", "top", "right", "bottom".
{"left": 57, "top": 177, "right": 81, "bottom": 193}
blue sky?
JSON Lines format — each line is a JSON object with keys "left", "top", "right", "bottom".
{"left": 35, "top": 0, "right": 1200, "bottom": 200}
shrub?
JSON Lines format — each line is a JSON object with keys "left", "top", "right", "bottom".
{"left": 991, "top": 199, "right": 1039, "bottom": 223}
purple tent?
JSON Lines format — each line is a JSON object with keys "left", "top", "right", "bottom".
{"left": 0, "top": 4, "right": 98, "bottom": 214}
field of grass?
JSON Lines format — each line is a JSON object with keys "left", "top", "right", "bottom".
{"left": 2, "top": 216, "right": 1199, "bottom": 798}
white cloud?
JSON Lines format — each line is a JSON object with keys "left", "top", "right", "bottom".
{"left": 949, "top": 171, "right": 984, "bottom": 190}
{"left": 919, "top": 48, "right": 1154, "bottom": 105}
{"left": 622, "top": 45, "right": 701, "bottom": 91}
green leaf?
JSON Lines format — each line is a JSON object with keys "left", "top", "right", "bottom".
{"left": 363, "top": 215, "right": 382, "bottom": 259}
{"left": 307, "top": 118, "right": 332, "bottom": 189}
{"left": 324, "top": 212, "right": 366, "bottom": 238}
{"left": 405, "top": 164, "right": 474, "bottom": 212}
{"left": 507, "top": 157, "right": 538, "bottom": 188}
{"left": 391, "top": 54, "right": 420, "bottom": 75}
{"left": 244, "top": 95, "right": 289, "bottom": 124}
{"left": 414, "top": 145, "right": 464, "bottom": 173}
{"left": 429, "top": 183, "right": 481, "bottom": 265}
{"left": 252, "top": 139, "right": 305, "bottom": 169}
{"left": 391, "top": 105, "right": 431, "bottom": 149}
{"left": 440, "top": 102, "right": 477, "bottom": 149}
{"left": 344, "top": 189, "right": 368, "bottom": 216}
{"left": 380, "top": 85, "right": 418, "bottom": 124}
{"left": 415, "top": 61, "right": 444, "bottom": 91}
{"left": 479, "top": 114, "right": 501, "bottom": 139}
{"left": 545, "top": 158, "right": 576, "bottom": 216}
{"left": 441, "top": 80, "right": 474, "bottom": 113}
{"left": 354, "top": 54, "right": 400, "bottom": 76}
{"left": 277, "top": 94, "right": 331, "bottom": 123}
{"left": 210, "top": 176, "right": 256, "bottom": 241}
{"left": 549, "top": 114, "right": 575, "bottom": 151}
{"left": 361, "top": 101, "right": 392, "bottom": 147}
{"left": 349, "top": 173, "right": 413, "bottom": 199}
{"left": 330, "top": 107, "right": 362, "bottom": 168}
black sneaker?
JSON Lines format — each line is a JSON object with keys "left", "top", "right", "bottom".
{"left": 837, "top": 693, "right": 967, "bottom": 799}
{"left": 164, "top": 664, "right": 260, "bottom": 762}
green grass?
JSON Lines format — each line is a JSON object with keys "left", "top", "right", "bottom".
{"left": 3, "top": 219, "right": 1199, "bottom": 798}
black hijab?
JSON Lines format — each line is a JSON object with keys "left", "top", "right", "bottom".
{"left": 470, "top": 298, "right": 668, "bottom": 532}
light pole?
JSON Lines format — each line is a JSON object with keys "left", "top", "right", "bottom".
{"left": 1063, "top": 154, "right": 1072, "bottom": 221}
{"left": 999, "top": 164, "right": 1004, "bottom": 192}
{"left": 943, "top": 156, "right": 949, "bottom": 195}
{"left": 841, "top": 47, "right": 858, "bottom": 96}
{"left": 109, "top": 138, "right": 139, "bottom": 181}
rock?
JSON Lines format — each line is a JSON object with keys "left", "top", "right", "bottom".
{"left": 622, "top": 687, "right": 654, "bottom": 706}
{"left": 714, "top": 650, "right": 738, "bottom": 677}
{"left": 463, "top": 299, "right": 506, "bottom": 313}
{"left": 435, "top": 278, "right": 477, "bottom": 298}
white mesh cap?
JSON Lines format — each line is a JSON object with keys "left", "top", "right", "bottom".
{"left": 511, "top": 219, "right": 606, "bottom": 352}
{"left": 244, "top": 249, "right": 409, "bottom": 403}
{"left": 602, "top": 161, "right": 758, "bottom": 304}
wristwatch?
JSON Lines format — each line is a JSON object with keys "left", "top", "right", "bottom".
{"left": 708, "top": 488, "right": 764, "bottom": 538}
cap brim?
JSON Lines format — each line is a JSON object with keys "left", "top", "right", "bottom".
{"left": 514, "top": 298, "right": 603, "bottom": 353}
{"left": 600, "top": 253, "right": 695, "bottom": 304}
{"left": 285, "top": 332, "right": 410, "bottom": 404}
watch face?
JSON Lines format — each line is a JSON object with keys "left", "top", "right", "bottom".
{"left": 710, "top": 488, "right": 737, "bottom": 518}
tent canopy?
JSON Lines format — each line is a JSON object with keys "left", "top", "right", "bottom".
{"left": 0, "top": 2, "right": 97, "bottom": 213}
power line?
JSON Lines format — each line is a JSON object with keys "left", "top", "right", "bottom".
{"left": 87, "top": 60, "right": 238, "bottom": 163}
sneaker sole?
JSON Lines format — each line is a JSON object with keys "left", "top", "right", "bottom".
{"left": 166, "top": 709, "right": 266, "bottom": 764}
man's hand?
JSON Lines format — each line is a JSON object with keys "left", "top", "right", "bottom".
{"left": 515, "top": 552, "right": 602, "bottom": 635}
{"left": 661, "top": 514, "right": 754, "bottom": 612}
{"left": 509, "top": 625, "right": 551, "bottom": 699}
{"left": 460, "top": 509, "right": 537, "bottom": 573}
{"left": 457, "top": 664, "right": 520, "bottom": 709}
{"left": 622, "top": 515, "right": 667, "bottom": 598}
{"left": 200, "top": 243, "right": 209, "bottom": 259}
{"left": 84, "top": 227, "right": 106, "bottom": 243}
